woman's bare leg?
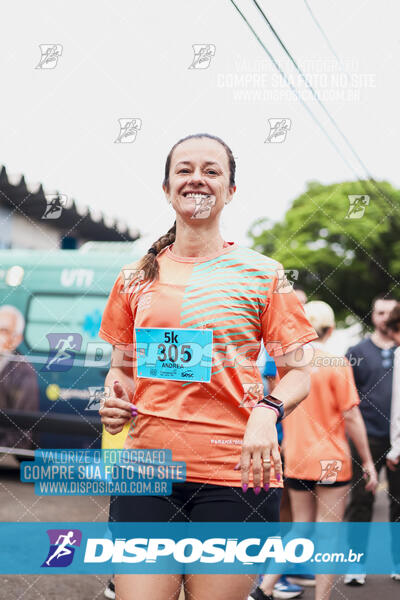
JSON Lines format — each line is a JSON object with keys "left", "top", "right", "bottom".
{"left": 258, "top": 572, "right": 280, "bottom": 596}
{"left": 279, "top": 485, "right": 292, "bottom": 522}
{"left": 314, "top": 484, "right": 350, "bottom": 600}
{"left": 260, "top": 488, "right": 317, "bottom": 595}
{"left": 289, "top": 488, "right": 317, "bottom": 522}
{"left": 184, "top": 573, "right": 256, "bottom": 600}
{"left": 115, "top": 574, "right": 182, "bottom": 600}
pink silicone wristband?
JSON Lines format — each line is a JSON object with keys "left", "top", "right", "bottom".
{"left": 254, "top": 404, "right": 279, "bottom": 419}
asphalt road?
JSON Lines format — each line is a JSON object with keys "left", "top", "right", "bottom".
{"left": 0, "top": 455, "right": 398, "bottom": 600}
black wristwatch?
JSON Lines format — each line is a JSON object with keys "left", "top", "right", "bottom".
{"left": 256, "top": 394, "right": 285, "bottom": 423}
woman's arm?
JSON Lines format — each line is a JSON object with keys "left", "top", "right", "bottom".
{"left": 343, "top": 405, "right": 378, "bottom": 492}
{"left": 268, "top": 343, "right": 314, "bottom": 415}
{"left": 99, "top": 345, "right": 137, "bottom": 435}
{"left": 104, "top": 345, "right": 135, "bottom": 397}
{"left": 239, "top": 346, "right": 313, "bottom": 492}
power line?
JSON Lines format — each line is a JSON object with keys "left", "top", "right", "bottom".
{"left": 228, "top": 0, "right": 362, "bottom": 181}
{"left": 300, "top": 1, "right": 397, "bottom": 210}
{"left": 303, "top": 0, "right": 350, "bottom": 81}
{"left": 230, "top": 0, "right": 397, "bottom": 213}
{"left": 251, "top": 0, "right": 376, "bottom": 181}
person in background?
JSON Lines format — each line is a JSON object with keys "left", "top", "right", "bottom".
{"left": 251, "top": 301, "right": 377, "bottom": 600}
{"left": 385, "top": 303, "right": 400, "bottom": 580}
{"left": 386, "top": 303, "right": 400, "bottom": 471}
{"left": 265, "top": 284, "right": 313, "bottom": 598}
{"left": 255, "top": 283, "right": 311, "bottom": 599}
{"left": 344, "top": 294, "right": 399, "bottom": 585}
{"left": 0, "top": 305, "right": 39, "bottom": 452}
{"left": 259, "top": 352, "right": 303, "bottom": 599}
{"left": 286, "top": 286, "right": 316, "bottom": 593}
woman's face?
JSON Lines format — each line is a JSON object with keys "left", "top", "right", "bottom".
{"left": 163, "top": 137, "right": 236, "bottom": 221}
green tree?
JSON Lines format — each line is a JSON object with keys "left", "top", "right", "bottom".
{"left": 249, "top": 180, "right": 400, "bottom": 325}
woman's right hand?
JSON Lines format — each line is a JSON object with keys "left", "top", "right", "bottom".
{"left": 99, "top": 380, "right": 137, "bottom": 435}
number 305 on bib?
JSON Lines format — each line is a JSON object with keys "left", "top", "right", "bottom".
{"left": 135, "top": 327, "right": 213, "bottom": 382}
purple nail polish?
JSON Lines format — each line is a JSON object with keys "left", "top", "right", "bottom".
{"left": 264, "top": 484, "right": 270, "bottom": 491}
{"left": 254, "top": 486, "right": 261, "bottom": 495}
{"left": 276, "top": 473, "right": 281, "bottom": 482}
{"left": 242, "top": 484, "right": 248, "bottom": 493}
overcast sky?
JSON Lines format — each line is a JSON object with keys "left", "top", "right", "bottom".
{"left": 1, "top": 0, "right": 399, "bottom": 246}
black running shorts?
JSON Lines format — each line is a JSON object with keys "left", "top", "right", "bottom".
{"left": 285, "top": 477, "right": 351, "bottom": 491}
{"left": 109, "top": 482, "right": 282, "bottom": 522}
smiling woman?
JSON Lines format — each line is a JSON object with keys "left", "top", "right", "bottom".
{"left": 98, "top": 133, "right": 317, "bottom": 600}
{"left": 133, "top": 134, "right": 237, "bottom": 282}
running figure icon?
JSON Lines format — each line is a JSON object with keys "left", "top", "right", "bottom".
{"left": 42, "top": 196, "right": 65, "bottom": 219}
{"left": 45, "top": 531, "right": 77, "bottom": 566}
{"left": 191, "top": 195, "right": 216, "bottom": 219}
{"left": 45, "top": 335, "right": 77, "bottom": 370}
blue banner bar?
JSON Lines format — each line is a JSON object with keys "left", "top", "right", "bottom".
{"left": 0, "top": 522, "right": 399, "bottom": 574}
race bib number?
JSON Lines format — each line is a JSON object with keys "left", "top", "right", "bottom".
{"left": 135, "top": 327, "right": 213, "bottom": 382}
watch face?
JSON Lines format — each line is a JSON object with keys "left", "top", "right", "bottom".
{"left": 267, "top": 395, "right": 283, "bottom": 407}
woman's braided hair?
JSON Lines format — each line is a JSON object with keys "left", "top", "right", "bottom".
{"left": 137, "top": 133, "right": 236, "bottom": 281}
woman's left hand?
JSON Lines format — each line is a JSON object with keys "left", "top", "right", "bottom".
{"left": 237, "top": 406, "right": 282, "bottom": 492}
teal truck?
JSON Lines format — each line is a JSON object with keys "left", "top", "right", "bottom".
{"left": 0, "top": 243, "right": 141, "bottom": 456}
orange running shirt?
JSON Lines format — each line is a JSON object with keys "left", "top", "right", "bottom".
{"left": 282, "top": 345, "right": 360, "bottom": 482}
{"left": 99, "top": 242, "right": 317, "bottom": 487}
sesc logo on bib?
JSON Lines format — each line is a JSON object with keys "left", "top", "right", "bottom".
{"left": 135, "top": 327, "right": 213, "bottom": 383}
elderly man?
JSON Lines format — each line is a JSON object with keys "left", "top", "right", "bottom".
{"left": 0, "top": 305, "right": 39, "bottom": 451}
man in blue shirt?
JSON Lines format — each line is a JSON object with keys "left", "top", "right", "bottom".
{"left": 344, "top": 295, "right": 399, "bottom": 585}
